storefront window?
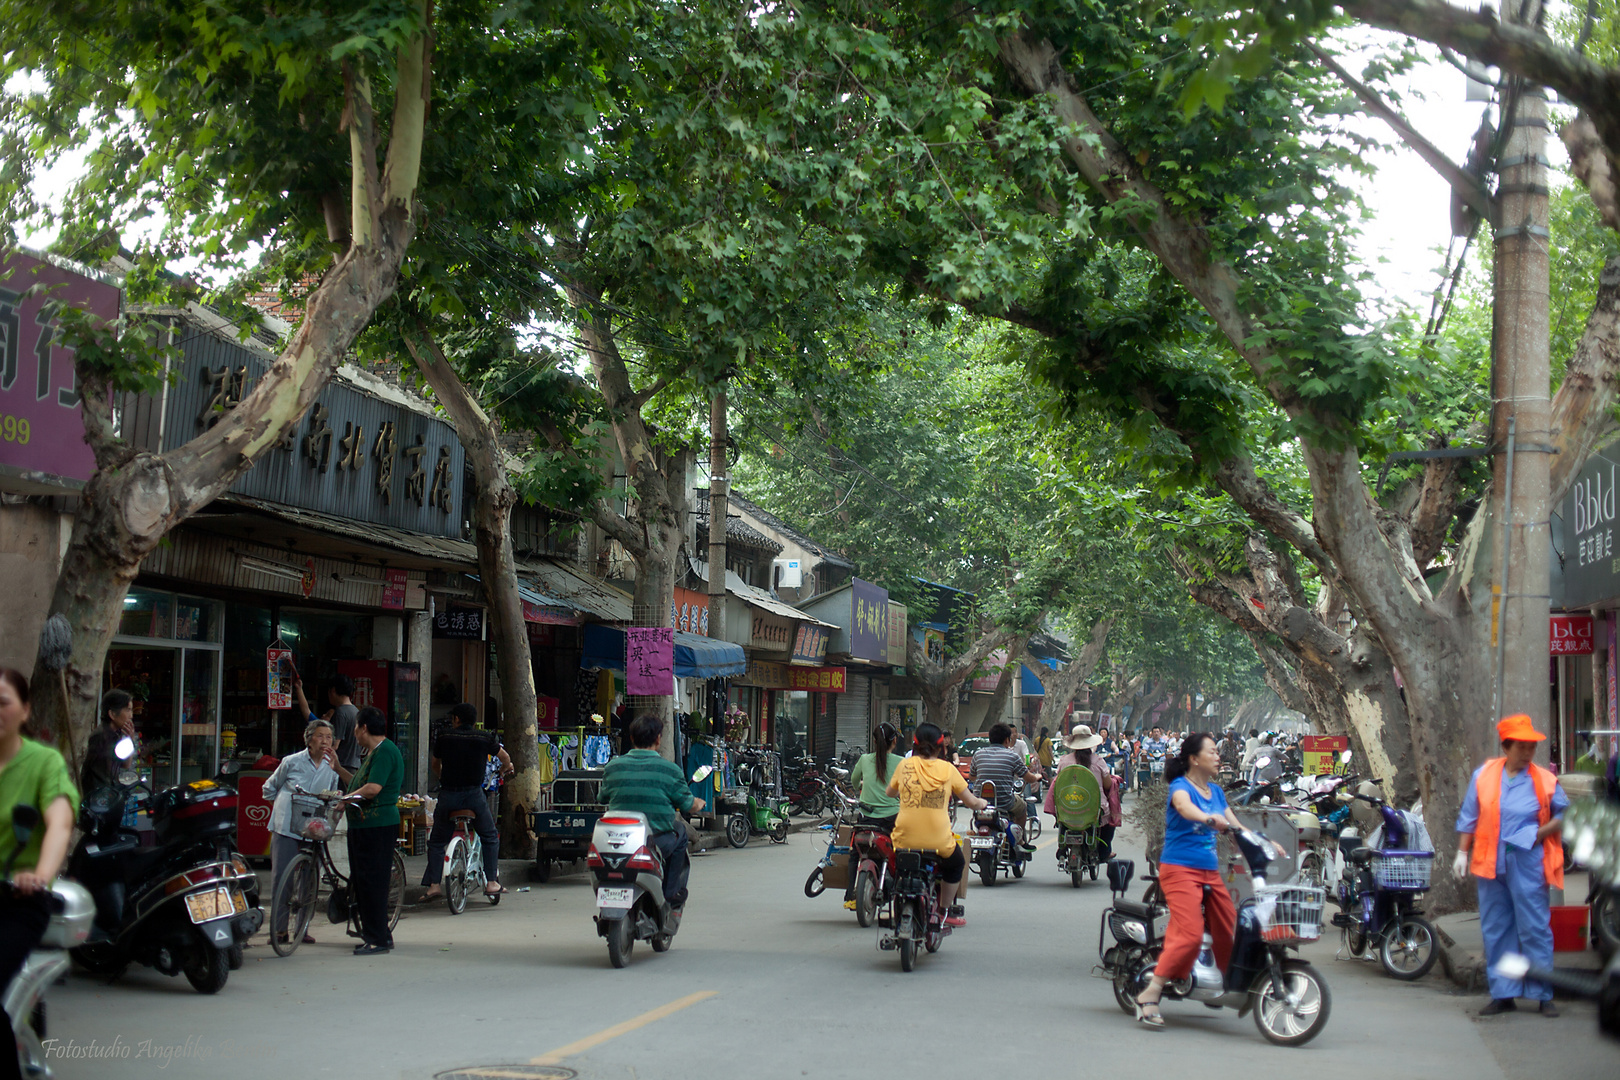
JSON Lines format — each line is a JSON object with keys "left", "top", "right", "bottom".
{"left": 179, "top": 649, "right": 219, "bottom": 782}
{"left": 779, "top": 690, "right": 810, "bottom": 757}
{"left": 223, "top": 604, "right": 275, "bottom": 762}
{"left": 120, "top": 587, "right": 173, "bottom": 639}
{"left": 174, "top": 596, "right": 221, "bottom": 643}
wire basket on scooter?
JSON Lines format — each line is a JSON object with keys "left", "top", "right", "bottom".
{"left": 1369, "top": 850, "right": 1433, "bottom": 891}
{"left": 1252, "top": 884, "right": 1325, "bottom": 944}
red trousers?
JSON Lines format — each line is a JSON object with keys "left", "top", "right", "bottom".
{"left": 1154, "top": 864, "right": 1235, "bottom": 981}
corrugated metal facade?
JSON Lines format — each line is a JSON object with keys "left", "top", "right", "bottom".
{"left": 148, "top": 313, "right": 465, "bottom": 538}
{"left": 141, "top": 527, "right": 428, "bottom": 609}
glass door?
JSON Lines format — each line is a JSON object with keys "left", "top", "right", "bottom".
{"left": 179, "top": 649, "right": 220, "bottom": 783}
{"left": 105, "top": 646, "right": 179, "bottom": 789}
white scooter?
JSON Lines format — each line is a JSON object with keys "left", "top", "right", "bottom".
{"left": 3, "top": 804, "right": 96, "bottom": 1077}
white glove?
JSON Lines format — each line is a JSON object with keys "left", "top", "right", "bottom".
{"left": 1452, "top": 850, "right": 1470, "bottom": 880}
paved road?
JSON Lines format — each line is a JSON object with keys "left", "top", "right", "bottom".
{"left": 40, "top": 807, "right": 1615, "bottom": 1079}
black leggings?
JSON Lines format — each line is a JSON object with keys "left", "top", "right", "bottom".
{"left": 0, "top": 895, "right": 50, "bottom": 1080}
{"left": 938, "top": 844, "right": 965, "bottom": 885}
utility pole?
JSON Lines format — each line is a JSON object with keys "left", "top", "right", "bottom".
{"left": 1490, "top": 3, "right": 1551, "bottom": 736}
{"left": 708, "top": 385, "right": 728, "bottom": 645}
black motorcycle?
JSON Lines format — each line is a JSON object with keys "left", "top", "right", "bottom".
{"left": 1098, "top": 831, "right": 1333, "bottom": 1046}
{"left": 967, "top": 781, "right": 1031, "bottom": 886}
{"left": 877, "top": 849, "right": 951, "bottom": 971}
{"left": 69, "top": 737, "right": 262, "bottom": 993}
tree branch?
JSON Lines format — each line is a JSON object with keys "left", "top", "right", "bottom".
{"left": 1551, "top": 256, "right": 1620, "bottom": 501}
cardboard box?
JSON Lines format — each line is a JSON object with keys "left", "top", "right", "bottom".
{"left": 820, "top": 824, "right": 853, "bottom": 890}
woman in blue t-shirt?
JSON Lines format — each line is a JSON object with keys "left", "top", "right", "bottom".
{"left": 1134, "top": 731, "right": 1242, "bottom": 1030}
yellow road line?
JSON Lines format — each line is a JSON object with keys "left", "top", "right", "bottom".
{"left": 1035, "top": 834, "right": 1059, "bottom": 851}
{"left": 530, "top": 991, "right": 718, "bottom": 1066}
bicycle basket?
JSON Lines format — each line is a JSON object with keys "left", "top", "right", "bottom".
{"left": 292, "top": 793, "right": 336, "bottom": 841}
{"left": 1370, "top": 851, "right": 1433, "bottom": 891}
{"left": 1251, "top": 884, "right": 1325, "bottom": 944}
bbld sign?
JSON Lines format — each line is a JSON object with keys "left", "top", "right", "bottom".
{"left": 1564, "top": 449, "right": 1620, "bottom": 608}
{"left": 1550, "top": 614, "right": 1595, "bottom": 656}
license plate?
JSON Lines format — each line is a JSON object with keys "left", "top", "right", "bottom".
{"left": 536, "top": 812, "right": 596, "bottom": 836}
{"left": 596, "top": 887, "right": 635, "bottom": 909}
{"left": 185, "top": 885, "right": 245, "bottom": 924}
{"left": 969, "top": 836, "right": 997, "bottom": 848}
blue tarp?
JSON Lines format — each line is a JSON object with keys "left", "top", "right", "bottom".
{"left": 1021, "top": 655, "right": 1059, "bottom": 696}
{"left": 581, "top": 623, "right": 747, "bottom": 679}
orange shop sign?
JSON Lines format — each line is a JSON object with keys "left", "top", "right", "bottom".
{"left": 1550, "top": 614, "right": 1595, "bottom": 655}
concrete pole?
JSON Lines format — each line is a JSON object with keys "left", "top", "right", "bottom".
{"left": 1490, "top": 65, "right": 1551, "bottom": 731}
{"left": 708, "top": 386, "right": 728, "bottom": 645}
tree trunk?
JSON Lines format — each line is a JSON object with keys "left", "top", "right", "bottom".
{"left": 906, "top": 624, "right": 1020, "bottom": 737}
{"left": 978, "top": 633, "right": 1030, "bottom": 734}
{"left": 27, "top": 23, "right": 433, "bottom": 769}
{"left": 405, "top": 331, "right": 539, "bottom": 859}
{"left": 1025, "top": 617, "right": 1113, "bottom": 737}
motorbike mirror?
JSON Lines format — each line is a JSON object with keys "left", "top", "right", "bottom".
{"left": 1280, "top": 780, "right": 1295, "bottom": 792}
{"left": 1494, "top": 952, "right": 1532, "bottom": 980}
{"left": 117, "top": 769, "right": 138, "bottom": 786}
{"left": 690, "top": 765, "right": 715, "bottom": 783}
{"left": 114, "top": 735, "right": 136, "bottom": 761}
{"left": 1339, "top": 750, "right": 1353, "bottom": 763}
{"left": 1254, "top": 756, "right": 1272, "bottom": 769}
{"left": 9, "top": 804, "right": 38, "bottom": 851}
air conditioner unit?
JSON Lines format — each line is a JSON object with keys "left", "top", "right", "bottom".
{"left": 773, "top": 558, "right": 803, "bottom": 589}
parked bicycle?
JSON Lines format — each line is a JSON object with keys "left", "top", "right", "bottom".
{"left": 270, "top": 786, "right": 405, "bottom": 957}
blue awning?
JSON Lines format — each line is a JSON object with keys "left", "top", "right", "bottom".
{"left": 1021, "top": 655, "right": 1058, "bottom": 696}
{"left": 581, "top": 624, "right": 747, "bottom": 679}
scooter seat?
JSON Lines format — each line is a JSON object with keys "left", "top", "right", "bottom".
{"left": 1111, "top": 897, "right": 1163, "bottom": 920}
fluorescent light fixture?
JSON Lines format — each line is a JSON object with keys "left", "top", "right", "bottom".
{"left": 241, "top": 556, "right": 305, "bottom": 581}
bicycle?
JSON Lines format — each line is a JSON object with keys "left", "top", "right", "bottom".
{"left": 441, "top": 808, "right": 503, "bottom": 914}
{"left": 270, "top": 787, "right": 405, "bottom": 957}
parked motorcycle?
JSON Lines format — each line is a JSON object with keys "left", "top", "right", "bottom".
{"left": 3, "top": 805, "right": 95, "bottom": 1079}
{"left": 1098, "top": 831, "right": 1333, "bottom": 1046}
{"left": 1332, "top": 792, "right": 1438, "bottom": 980}
{"left": 877, "top": 848, "right": 952, "bottom": 971}
{"left": 69, "top": 737, "right": 262, "bottom": 992}
{"left": 967, "top": 781, "right": 1030, "bottom": 886}
{"left": 588, "top": 766, "right": 709, "bottom": 968}
{"left": 723, "top": 749, "right": 790, "bottom": 847}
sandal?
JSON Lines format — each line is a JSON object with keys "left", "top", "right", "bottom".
{"left": 484, "top": 883, "right": 508, "bottom": 896}
{"left": 1135, "top": 993, "right": 1165, "bottom": 1029}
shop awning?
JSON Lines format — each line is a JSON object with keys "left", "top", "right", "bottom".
{"left": 581, "top": 623, "right": 747, "bottom": 679}
{"left": 519, "top": 559, "right": 633, "bottom": 623}
{"left": 1021, "top": 655, "right": 1058, "bottom": 696}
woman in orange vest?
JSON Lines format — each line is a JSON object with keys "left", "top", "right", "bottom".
{"left": 1454, "top": 714, "right": 1569, "bottom": 1017}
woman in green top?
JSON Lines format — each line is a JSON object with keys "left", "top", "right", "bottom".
{"left": 0, "top": 669, "right": 78, "bottom": 1077}
{"left": 344, "top": 707, "right": 403, "bottom": 955}
{"left": 843, "top": 723, "right": 901, "bottom": 908}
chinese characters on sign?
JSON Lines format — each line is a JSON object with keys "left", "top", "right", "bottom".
{"left": 1300, "top": 735, "right": 1350, "bottom": 776}
{"left": 745, "top": 660, "right": 846, "bottom": 692}
{"left": 849, "top": 578, "right": 889, "bottom": 662}
{"left": 671, "top": 588, "right": 710, "bottom": 635}
{"left": 1550, "top": 614, "right": 1595, "bottom": 655}
{"left": 750, "top": 614, "right": 793, "bottom": 650}
{"left": 0, "top": 253, "right": 121, "bottom": 488}
{"left": 381, "top": 569, "right": 408, "bottom": 611}
{"left": 432, "top": 607, "right": 485, "bottom": 640}
{"left": 266, "top": 647, "right": 294, "bottom": 709}
{"left": 626, "top": 627, "right": 674, "bottom": 696}
{"left": 885, "top": 601, "right": 907, "bottom": 665}
{"left": 790, "top": 625, "right": 828, "bottom": 666}
{"left": 1565, "top": 451, "right": 1620, "bottom": 608}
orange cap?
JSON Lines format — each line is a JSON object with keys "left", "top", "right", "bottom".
{"left": 1496, "top": 714, "right": 1546, "bottom": 743}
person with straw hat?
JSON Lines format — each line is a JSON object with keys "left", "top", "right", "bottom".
{"left": 1043, "top": 725, "right": 1121, "bottom": 856}
{"left": 1455, "top": 713, "right": 1569, "bottom": 1017}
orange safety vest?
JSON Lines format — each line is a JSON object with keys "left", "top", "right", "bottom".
{"left": 1467, "top": 758, "right": 1563, "bottom": 889}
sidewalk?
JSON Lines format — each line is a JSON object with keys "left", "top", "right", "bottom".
{"left": 1433, "top": 868, "right": 1606, "bottom": 993}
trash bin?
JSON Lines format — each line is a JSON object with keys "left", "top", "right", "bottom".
{"left": 236, "top": 769, "right": 275, "bottom": 860}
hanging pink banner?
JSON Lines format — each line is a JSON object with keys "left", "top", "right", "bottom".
{"left": 626, "top": 627, "right": 674, "bottom": 696}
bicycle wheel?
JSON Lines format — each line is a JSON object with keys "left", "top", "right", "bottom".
{"left": 271, "top": 852, "right": 318, "bottom": 957}
{"left": 445, "top": 843, "right": 469, "bottom": 915}
{"left": 388, "top": 848, "right": 406, "bottom": 931}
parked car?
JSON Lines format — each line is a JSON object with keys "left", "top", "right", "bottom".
{"left": 955, "top": 735, "right": 990, "bottom": 780}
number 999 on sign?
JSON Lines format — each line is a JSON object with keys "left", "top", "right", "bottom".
{"left": 1, "top": 415, "right": 30, "bottom": 445}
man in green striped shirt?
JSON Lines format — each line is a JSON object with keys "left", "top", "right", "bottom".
{"left": 599, "top": 715, "right": 705, "bottom": 906}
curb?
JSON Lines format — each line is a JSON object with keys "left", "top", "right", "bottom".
{"left": 1433, "top": 921, "right": 1488, "bottom": 992}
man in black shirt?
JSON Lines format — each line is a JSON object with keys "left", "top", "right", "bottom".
{"left": 422, "top": 703, "right": 513, "bottom": 899}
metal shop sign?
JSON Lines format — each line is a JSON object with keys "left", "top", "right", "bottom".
{"left": 0, "top": 253, "right": 121, "bottom": 489}
{"left": 155, "top": 315, "right": 465, "bottom": 537}
{"left": 886, "top": 600, "right": 907, "bottom": 666}
{"left": 1550, "top": 613, "right": 1595, "bottom": 655}
{"left": 743, "top": 660, "right": 846, "bottom": 692}
{"left": 672, "top": 587, "right": 709, "bottom": 635}
{"left": 849, "top": 578, "right": 889, "bottom": 662}
{"left": 1564, "top": 447, "right": 1620, "bottom": 608}
{"left": 790, "top": 624, "right": 828, "bottom": 666}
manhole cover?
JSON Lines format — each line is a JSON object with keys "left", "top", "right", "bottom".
{"left": 434, "top": 1068, "right": 576, "bottom": 1080}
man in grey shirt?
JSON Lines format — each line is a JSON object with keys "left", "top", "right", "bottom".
{"left": 971, "top": 722, "right": 1041, "bottom": 827}
{"left": 328, "top": 674, "right": 361, "bottom": 769}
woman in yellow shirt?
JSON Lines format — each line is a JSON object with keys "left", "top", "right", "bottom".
{"left": 887, "top": 724, "right": 988, "bottom": 927}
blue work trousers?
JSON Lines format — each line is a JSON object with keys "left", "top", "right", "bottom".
{"left": 423, "top": 786, "right": 500, "bottom": 885}
{"left": 1478, "top": 844, "right": 1554, "bottom": 1001}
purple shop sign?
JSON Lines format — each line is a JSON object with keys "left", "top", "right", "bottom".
{"left": 627, "top": 626, "right": 675, "bottom": 696}
{"left": 849, "top": 577, "right": 889, "bottom": 662}
{"left": 0, "top": 252, "right": 120, "bottom": 489}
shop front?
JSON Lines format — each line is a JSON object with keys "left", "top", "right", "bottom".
{"left": 1557, "top": 450, "right": 1620, "bottom": 774}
